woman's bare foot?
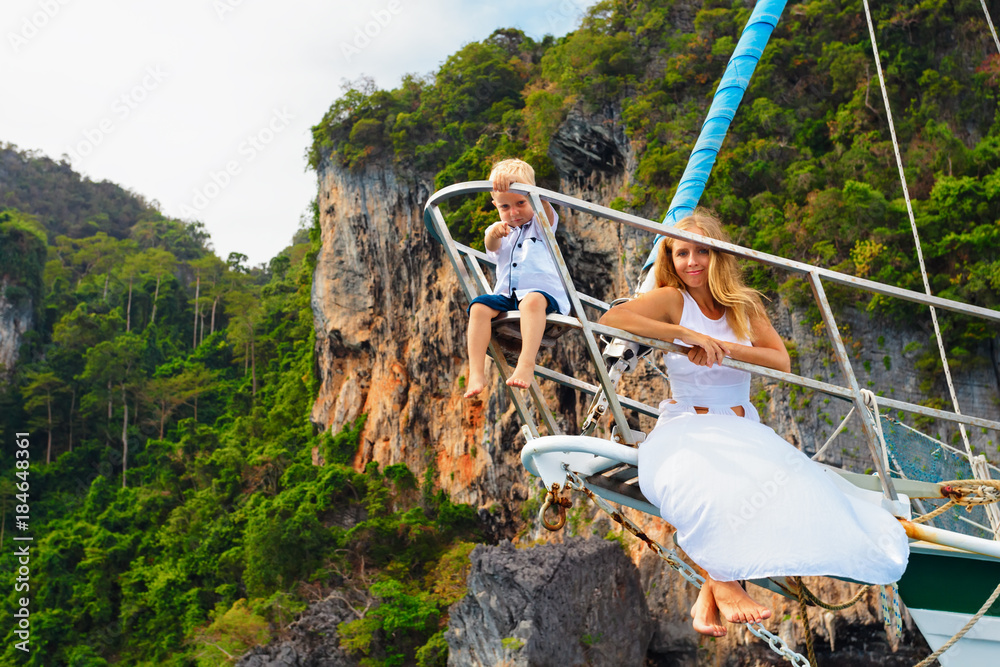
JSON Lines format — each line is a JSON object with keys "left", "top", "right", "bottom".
{"left": 711, "top": 580, "right": 771, "bottom": 625}
{"left": 505, "top": 365, "right": 533, "bottom": 389}
{"left": 464, "top": 372, "right": 486, "bottom": 398}
{"left": 691, "top": 583, "right": 727, "bottom": 637}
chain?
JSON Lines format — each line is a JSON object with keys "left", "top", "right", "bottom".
{"left": 745, "top": 622, "right": 813, "bottom": 667}
{"left": 562, "top": 467, "right": 812, "bottom": 666}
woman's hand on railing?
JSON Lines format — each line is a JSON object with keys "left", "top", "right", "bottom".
{"left": 676, "top": 330, "right": 729, "bottom": 367}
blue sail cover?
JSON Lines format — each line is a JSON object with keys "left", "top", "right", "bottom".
{"left": 641, "top": 0, "right": 787, "bottom": 273}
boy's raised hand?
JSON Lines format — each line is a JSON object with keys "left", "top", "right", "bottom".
{"left": 492, "top": 172, "right": 515, "bottom": 192}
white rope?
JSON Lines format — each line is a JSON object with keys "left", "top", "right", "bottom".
{"left": 980, "top": 0, "right": 1000, "bottom": 55}
{"left": 643, "top": 354, "right": 671, "bottom": 382}
{"left": 860, "top": 0, "right": 999, "bottom": 539}
{"left": 863, "top": 388, "right": 891, "bottom": 476}
{"left": 811, "top": 406, "right": 855, "bottom": 461}
{"left": 811, "top": 390, "right": 884, "bottom": 469}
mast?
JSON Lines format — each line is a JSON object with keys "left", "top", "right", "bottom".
{"left": 638, "top": 0, "right": 788, "bottom": 290}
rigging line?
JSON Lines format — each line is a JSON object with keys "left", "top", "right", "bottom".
{"left": 811, "top": 406, "right": 855, "bottom": 461}
{"left": 859, "top": 1, "right": 980, "bottom": 479}
{"left": 980, "top": 0, "right": 1000, "bottom": 55}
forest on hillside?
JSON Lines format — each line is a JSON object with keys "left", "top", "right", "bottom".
{"left": 0, "top": 146, "right": 479, "bottom": 666}
{"left": 1, "top": 0, "right": 999, "bottom": 664}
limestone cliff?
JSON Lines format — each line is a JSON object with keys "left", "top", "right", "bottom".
{"left": 0, "top": 278, "right": 33, "bottom": 375}
{"left": 309, "top": 160, "right": 531, "bottom": 537}
{"left": 446, "top": 538, "right": 652, "bottom": 666}
{"left": 310, "top": 105, "right": 997, "bottom": 662}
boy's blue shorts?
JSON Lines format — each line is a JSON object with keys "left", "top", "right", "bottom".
{"left": 468, "top": 291, "right": 560, "bottom": 316}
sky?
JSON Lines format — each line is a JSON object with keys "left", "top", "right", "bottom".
{"left": 1, "top": 0, "right": 587, "bottom": 266}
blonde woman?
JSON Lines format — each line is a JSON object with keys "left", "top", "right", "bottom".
{"left": 600, "top": 211, "right": 908, "bottom": 637}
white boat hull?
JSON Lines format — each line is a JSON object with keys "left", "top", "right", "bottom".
{"left": 908, "top": 608, "right": 1000, "bottom": 666}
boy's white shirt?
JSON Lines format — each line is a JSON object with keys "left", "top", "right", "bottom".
{"left": 485, "top": 207, "right": 571, "bottom": 315}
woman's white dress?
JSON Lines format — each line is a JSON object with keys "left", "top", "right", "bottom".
{"left": 638, "top": 291, "right": 909, "bottom": 584}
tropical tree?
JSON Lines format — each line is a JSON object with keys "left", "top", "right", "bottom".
{"left": 79, "top": 333, "right": 145, "bottom": 486}
{"left": 21, "top": 370, "right": 69, "bottom": 463}
{"left": 143, "top": 362, "right": 218, "bottom": 438}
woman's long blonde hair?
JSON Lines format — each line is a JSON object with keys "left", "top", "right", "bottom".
{"left": 654, "top": 210, "right": 765, "bottom": 342}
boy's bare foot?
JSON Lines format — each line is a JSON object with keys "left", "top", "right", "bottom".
{"left": 711, "top": 580, "right": 771, "bottom": 625}
{"left": 691, "top": 583, "right": 727, "bottom": 637}
{"left": 464, "top": 373, "right": 486, "bottom": 398}
{"left": 505, "top": 366, "right": 533, "bottom": 389}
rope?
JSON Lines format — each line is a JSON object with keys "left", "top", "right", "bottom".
{"left": 643, "top": 354, "right": 671, "bottom": 382}
{"left": 880, "top": 583, "right": 903, "bottom": 649}
{"left": 909, "top": 479, "right": 1000, "bottom": 523}
{"left": 980, "top": 0, "right": 1000, "bottom": 55}
{"left": 795, "top": 578, "right": 819, "bottom": 667}
{"left": 860, "top": 0, "right": 985, "bottom": 497}
{"left": 910, "top": 499, "right": 957, "bottom": 524}
{"left": 798, "top": 580, "right": 870, "bottom": 611}
{"left": 912, "top": 578, "right": 1000, "bottom": 667}
{"left": 861, "top": 0, "right": 1000, "bottom": 538}
{"left": 939, "top": 479, "right": 1000, "bottom": 507}
{"left": 811, "top": 406, "right": 855, "bottom": 462}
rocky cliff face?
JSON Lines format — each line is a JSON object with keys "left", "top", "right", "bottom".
{"left": 309, "top": 161, "right": 532, "bottom": 538}
{"left": 0, "top": 278, "right": 33, "bottom": 375}
{"left": 310, "top": 106, "right": 998, "bottom": 662}
{"left": 237, "top": 597, "right": 360, "bottom": 667}
{"left": 446, "top": 538, "right": 652, "bottom": 666}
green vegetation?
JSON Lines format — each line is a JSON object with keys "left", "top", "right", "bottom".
{"left": 0, "top": 146, "right": 481, "bottom": 665}
{"left": 501, "top": 637, "right": 526, "bottom": 652}
{"left": 3, "top": 0, "right": 1000, "bottom": 662}
{"left": 311, "top": 0, "right": 1000, "bottom": 373}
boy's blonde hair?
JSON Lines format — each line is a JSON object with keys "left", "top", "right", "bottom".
{"left": 489, "top": 158, "right": 536, "bottom": 186}
{"left": 654, "top": 210, "right": 766, "bottom": 342}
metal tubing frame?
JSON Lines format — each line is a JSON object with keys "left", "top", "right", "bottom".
{"left": 424, "top": 182, "right": 1000, "bottom": 454}
{"left": 525, "top": 191, "right": 636, "bottom": 444}
{"left": 808, "top": 272, "right": 898, "bottom": 500}
{"left": 426, "top": 182, "right": 1000, "bottom": 324}
{"left": 428, "top": 205, "right": 544, "bottom": 438}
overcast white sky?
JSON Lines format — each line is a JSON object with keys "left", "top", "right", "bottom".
{"left": 1, "top": 0, "right": 585, "bottom": 266}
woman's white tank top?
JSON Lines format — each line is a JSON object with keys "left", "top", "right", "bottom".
{"left": 660, "top": 290, "right": 759, "bottom": 422}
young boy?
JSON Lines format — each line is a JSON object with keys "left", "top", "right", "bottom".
{"left": 464, "top": 158, "right": 571, "bottom": 398}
